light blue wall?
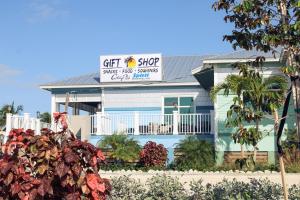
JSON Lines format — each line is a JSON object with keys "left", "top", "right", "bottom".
{"left": 104, "top": 107, "right": 161, "bottom": 112}
{"left": 90, "top": 134, "right": 214, "bottom": 164}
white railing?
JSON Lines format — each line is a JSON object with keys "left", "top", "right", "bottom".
{"left": 5, "top": 113, "right": 51, "bottom": 139}
{"left": 91, "top": 111, "right": 214, "bottom": 135}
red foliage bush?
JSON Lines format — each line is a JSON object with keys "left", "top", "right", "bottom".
{"left": 139, "top": 141, "right": 168, "bottom": 167}
{"left": 0, "top": 128, "right": 110, "bottom": 200}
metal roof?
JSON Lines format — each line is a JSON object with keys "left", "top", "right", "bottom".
{"left": 204, "top": 48, "right": 282, "bottom": 61}
{"left": 40, "top": 49, "right": 283, "bottom": 88}
{"left": 41, "top": 55, "right": 212, "bottom": 87}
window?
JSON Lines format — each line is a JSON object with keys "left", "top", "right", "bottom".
{"left": 164, "top": 97, "right": 194, "bottom": 114}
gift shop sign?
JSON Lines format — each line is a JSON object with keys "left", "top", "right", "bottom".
{"left": 100, "top": 54, "right": 162, "bottom": 82}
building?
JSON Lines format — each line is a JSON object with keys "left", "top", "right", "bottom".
{"left": 40, "top": 50, "right": 295, "bottom": 164}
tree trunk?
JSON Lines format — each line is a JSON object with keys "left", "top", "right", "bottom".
{"left": 273, "top": 109, "right": 279, "bottom": 132}
{"left": 241, "top": 144, "right": 244, "bottom": 158}
{"left": 253, "top": 145, "right": 257, "bottom": 162}
{"left": 253, "top": 119, "right": 259, "bottom": 162}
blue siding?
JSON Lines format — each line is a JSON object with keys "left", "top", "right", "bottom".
{"left": 196, "top": 106, "right": 214, "bottom": 113}
{"left": 104, "top": 107, "right": 161, "bottom": 112}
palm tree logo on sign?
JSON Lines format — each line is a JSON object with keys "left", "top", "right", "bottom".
{"left": 125, "top": 56, "right": 136, "bottom": 69}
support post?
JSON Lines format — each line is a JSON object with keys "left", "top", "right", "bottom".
{"left": 5, "top": 113, "right": 12, "bottom": 142}
{"left": 96, "top": 112, "right": 103, "bottom": 135}
{"left": 36, "top": 118, "right": 41, "bottom": 135}
{"left": 210, "top": 110, "right": 215, "bottom": 134}
{"left": 24, "top": 113, "right": 30, "bottom": 130}
{"left": 173, "top": 111, "right": 179, "bottom": 135}
{"left": 134, "top": 111, "right": 140, "bottom": 135}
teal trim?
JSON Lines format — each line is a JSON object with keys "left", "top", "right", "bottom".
{"left": 196, "top": 106, "right": 214, "bottom": 113}
{"left": 51, "top": 88, "right": 101, "bottom": 94}
{"left": 106, "top": 85, "right": 202, "bottom": 91}
{"left": 104, "top": 107, "right": 161, "bottom": 112}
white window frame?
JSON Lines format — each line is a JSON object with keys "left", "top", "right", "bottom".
{"left": 161, "top": 95, "right": 196, "bottom": 114}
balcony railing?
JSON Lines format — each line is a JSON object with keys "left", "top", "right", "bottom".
{"left": 5, "top": 113, "right": 51, "bottom": 140}
{"left": 90, "top": 111, "right": 214, "bottom": 135}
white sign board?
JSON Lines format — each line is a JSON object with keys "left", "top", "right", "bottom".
{"left": 100, "top": 53, "right": 162, "bottom": 82}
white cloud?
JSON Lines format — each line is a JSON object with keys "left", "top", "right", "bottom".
{"left": 0, "top": 64, "right": 22, "bottom": 80}
{"left": 27, "top": 0, "right": 69, "bottom": 23}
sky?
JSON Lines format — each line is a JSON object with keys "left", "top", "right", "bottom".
{"left": 0, "top": 0, "right": 233, "bottom": 115}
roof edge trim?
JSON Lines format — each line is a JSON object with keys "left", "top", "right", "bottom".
{"left": 40, "top": 82, "right": 200, "bottom": 89}
{"left": 203, "top": 57, "right": 279, "bottom": 64}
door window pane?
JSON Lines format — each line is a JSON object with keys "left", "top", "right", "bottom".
{"left": 180, "top": 107, "right": 193, "bottom": 114}
{"left": 164, "top": 107, "right": 178, "bottom": 114}
{"left": 164, "top": 97, "right": 178, "bottom": 107}
{"left": 180, "top": 97, "right": 193, "bottom": 106}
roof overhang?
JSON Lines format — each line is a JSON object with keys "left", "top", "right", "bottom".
{"left": 192, "top": 66, "right": 214, "bottom": 91}
{"left": 40, "top": 82, "right": 200, "bottom": 90}
{"left": 202, "top": 57, "right": 280, "bottom": 64}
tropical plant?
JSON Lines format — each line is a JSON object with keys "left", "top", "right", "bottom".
{"left": 211, "top": 65, "right": 288, "bottom": 163}
{"left": 0, "top": 101, "right": 23, "bottom": 127}
{"left": 139, "top": 141, "right": 168, "bottom": 168}
{"left": 98, "top": 134, "right": 141, "bottom": 164}
{"left": 174, "top": 136, "right": 215, "bottom": 171}
{"left": 0, "top": 128, "right": 110, "bottom": 200}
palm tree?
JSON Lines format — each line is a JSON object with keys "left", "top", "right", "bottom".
{"left": 98, "top": 134, "right": 141, "bottom": 164}
{"left": 0, "top": 102, "right": 23, "bottom": 128}
{"left": 39, "top": 112, "right": 51, "bottom": 123}
{"left": 211, "top": 64, "right": 288, "bottom": 161}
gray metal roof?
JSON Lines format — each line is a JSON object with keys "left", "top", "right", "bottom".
{"left": 205, "top": 48, "right": 282, "bottom": 60}
{"left": 41, "top": 49, "right": 282, "bottom": 88}
{"left": 41, "top": 55, "right": 212, "bottom": 87}
{"left": 42, "top": 73, "right": 101, "bottom": 86}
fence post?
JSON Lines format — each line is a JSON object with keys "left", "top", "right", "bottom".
{"left": 134, "top": 111, "right": 140, "bottom": 135}
{"left": 210, "top": 110, "right": 215, "bottom": 134}
{"left": 173, "top": 111, "right": 179, "bottom": 135}
{"left": 24, "top": 113, "right": 30, "bottom": 130}
{"left": 5, "top": 113, "right": 12, "bottom": 142}
{"left": 36, "top": 118, "right": 41, "bottom": 135}
{"left": 96, "top": 112, "right": 103, "bottom": 135}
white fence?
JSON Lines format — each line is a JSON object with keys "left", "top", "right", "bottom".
{"left": 5, "top": 113, "right": 51, "bottom": 138}
{"left": 90, "top": 111, "right": 214, "bottom": 135}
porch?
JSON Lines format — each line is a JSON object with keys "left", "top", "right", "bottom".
{"left": 89, "top": 111, "right": 214, "bottom": 135}
{"left": 4, "top": 111, "right": 215, "bottom": 138}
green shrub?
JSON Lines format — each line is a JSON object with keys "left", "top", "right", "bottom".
{"left": 289, "top": 184, "right": 300, "bottom": 200}
{"left": 189, "top": 179, "right": 210, "bottom": 200}
{"left": 210, "top": 179, "right": 251, "bottom": 200}
{"left": 98, "top": 134, "right": 140, "bottom": 164}
{"left": 108, "top": 175, "right": 146, "bottom": 200}
{"left": 248, "top": 178, "right": 282, "bottom": 200}
{"left": 174, "top": 136, "right": 215, "bottom": 171}
{"left": 107, "top": 175, "right": 299, "bottom": 200}
{"left": 190, "top": 178, "right": 283, "bottom": 200}
{"left": 145, "top": 174, "right": 188, "bottom": 200}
